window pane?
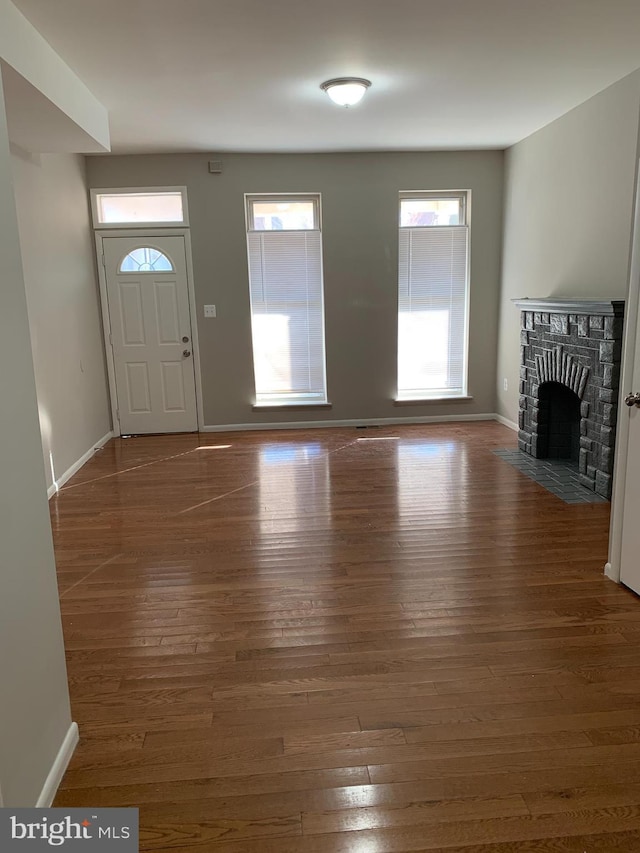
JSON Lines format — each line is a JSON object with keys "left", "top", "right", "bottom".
{"left": 246, "top": 220, "right": 327, "bottom": 406}
{"left": 397, "top": 224, "right": 469, "bottom": 399}
{"left": 97, "top": 192, "right": 184, "bottom": 224}
{"left": 119, "top": 247, "right": 174, "bottom": 273}
{"left": 398, "top": 310, "right": 450, "bottom": 392}
{"left": 400, "top": 197, "right": 461, "bottom": 227}
{"left": 251, "top": 200, "right": 315, "bottom": 231}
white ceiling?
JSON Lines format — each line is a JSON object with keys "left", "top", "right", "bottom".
{"left": 11, "top": 0, "right": 640, "bottom": 154}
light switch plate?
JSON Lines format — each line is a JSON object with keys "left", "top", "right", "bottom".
{"left": 204, "top": 305, "right": 217, "bottom": 318}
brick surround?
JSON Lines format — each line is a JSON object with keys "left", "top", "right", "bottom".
{"left": 513, "top": 298, "right": 625, "bottom": 499}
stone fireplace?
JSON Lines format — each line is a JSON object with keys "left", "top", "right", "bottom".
{"left": 513, "top": 298, "right": 625, "bottom": 499}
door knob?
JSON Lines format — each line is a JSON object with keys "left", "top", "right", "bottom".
{"left": 182, "top": 349, "right": 191, "bottom": 358}
{"left": 624, "top": 392, "right": 640, "bottom": 407}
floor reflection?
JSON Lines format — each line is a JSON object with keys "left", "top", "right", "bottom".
{"left": 258, "top": 442, "right": 330, "bottom": 537}
{"left": 396, "top": 438, "right": 468, "bottom": 514}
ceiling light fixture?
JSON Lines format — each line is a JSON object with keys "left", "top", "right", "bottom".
{"left": 320, "top": 77, "right": 371, "bottom": 108}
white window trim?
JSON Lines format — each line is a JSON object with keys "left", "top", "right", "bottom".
{"left": 396, "top": 189, "right": 471, "bottom": 402}
{"left": 90, "top": 186, "right": 190, "bottom": 229}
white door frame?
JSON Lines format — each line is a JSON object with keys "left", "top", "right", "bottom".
{"left": 95, "top": 228, "right": 205, "bottom": 435}
{"left": 607, "top": 157, "right": 640, "bottom": 583}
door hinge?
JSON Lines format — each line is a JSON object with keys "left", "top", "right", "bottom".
{"left": 109, "top": 333, "right": 113, "bottom": 346}
{"left": 101, "top": 253, "right": 106, "bottom": 268}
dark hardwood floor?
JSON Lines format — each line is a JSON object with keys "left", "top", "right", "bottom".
{"left": 50, "top": 422, "right": 640, "bottom": 851}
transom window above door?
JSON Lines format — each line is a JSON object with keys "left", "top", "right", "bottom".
{"left": 90, "top": 187, "right": 189, "bottom": 228}
{"left": 119, "top": 247, "right": 174, "bottom": 273}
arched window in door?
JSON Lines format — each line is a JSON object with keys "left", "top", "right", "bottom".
{"left": 119, "top": 247, "right": 174, "bottom": 273}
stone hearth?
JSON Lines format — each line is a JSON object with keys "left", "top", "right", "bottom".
{"left": 513, "top": 298, "right": 625, "bottom": 499}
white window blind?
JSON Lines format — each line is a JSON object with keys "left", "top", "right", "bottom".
{"left": 247, "top": 227, "right": 327, "bottom": 405}
{"left": 397, "top": 197, "right": 469, "bottom": 400}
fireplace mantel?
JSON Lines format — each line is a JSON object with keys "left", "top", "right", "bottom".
{"left": 513, "top": 297, "right": 624, "bottom": 316}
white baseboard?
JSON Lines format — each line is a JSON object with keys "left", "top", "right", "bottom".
{"left": 35, "top": 722, "right": 79, "bottom": 807}
{"left": 48, "top": 431, "right": 113, "bottom": 499}
{"left": 493, "top": 414, "right": 518, "bottom": 432}
{"left": 202, "top": 413, "right": 498, "bottom": 432}
{"left": 604, "top": 561, "right": 621, "bottom": 583}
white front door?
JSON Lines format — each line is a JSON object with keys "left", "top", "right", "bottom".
{"left": 103, "top": 235, "right": 198, "bottom": 435}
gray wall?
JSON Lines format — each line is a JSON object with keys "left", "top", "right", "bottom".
{"left": 11, "top": 149, "right": 111, "bottom": 488}
{"left": 497, "top": 71, "right": 640, "bottom": 423}
{"left": 0, "top": 70, "right": 72, "bottom": 807}
{"left": 87, "top": 151, "right": 504, "bottom": 427}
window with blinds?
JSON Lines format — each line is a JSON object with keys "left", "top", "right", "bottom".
{"left": 397, "top": 191, "right": 470, "bottom": 400}
{"left": 245, "top": 195, "right": 327, "bottom": 406}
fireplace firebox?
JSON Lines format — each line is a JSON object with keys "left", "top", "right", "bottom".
{"left": 537, "top": 382, "right": 581, "bottom": 462}
{"left": 513, "top": 298, "right": 625, "bottom": 499}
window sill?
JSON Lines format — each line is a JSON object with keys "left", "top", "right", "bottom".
{"left": 252, "top": 402, "right": 332, "bottom": 412}
{"left": 394, "top": 396, "right": 473, "bottom": 406}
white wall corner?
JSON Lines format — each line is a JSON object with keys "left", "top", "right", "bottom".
{"left": 0, "top": 0, "right": 110, "bottom": 152}
{"left": 35, "top": 722, "right": 79, "bottom": 807}
{"left": 493, "top": 414, "right": 518, "bottom": 431}
{"left": 48, "top": 431, "right": 113, "bottom": 499}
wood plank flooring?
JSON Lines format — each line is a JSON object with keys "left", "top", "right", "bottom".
{"left": 50, "top": 422, "right": 640, "bottom": 851}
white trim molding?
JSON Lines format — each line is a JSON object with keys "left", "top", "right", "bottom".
{"left": 47, "top": 431, "right": 113, "bottom": 499}
{"left": 604, "top": 561, "right": 620, "bottom": 583}
{"left": 35, "top": 722, "right": 79, "bottom": 807}
{"left": 202, "top": 413, "right": 498, "bottom": 433}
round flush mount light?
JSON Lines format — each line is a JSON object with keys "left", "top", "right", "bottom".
{"left": 320, "top": 77, "right": 371, "bottom": 107}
